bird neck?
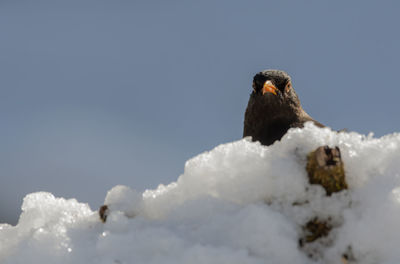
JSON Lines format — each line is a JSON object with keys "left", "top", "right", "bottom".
{"left": 256, "top": 118, "right": 296, "bottom": 146}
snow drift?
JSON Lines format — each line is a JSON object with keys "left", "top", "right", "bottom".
{"left": 1, "top": 123, "right": 400, "bottom": 264}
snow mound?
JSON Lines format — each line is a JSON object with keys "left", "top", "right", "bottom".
{"left": 1, "top": 123, "right": 400, "bottom": 264}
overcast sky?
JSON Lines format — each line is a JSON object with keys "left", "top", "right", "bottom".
{"left": 1, "top": 0, "right": 400, "bottom": 224}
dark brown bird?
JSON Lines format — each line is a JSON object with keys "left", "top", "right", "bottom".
{"left": 243, "top": 70, "right": 324, "bottom": 146}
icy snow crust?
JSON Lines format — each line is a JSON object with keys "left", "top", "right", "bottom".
{"left": 2, "top": 123, "right": 400, "bottom": 264}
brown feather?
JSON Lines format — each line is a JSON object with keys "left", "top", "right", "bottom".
{"left": 243, "top": 70, "right": 323, "bottom": 146}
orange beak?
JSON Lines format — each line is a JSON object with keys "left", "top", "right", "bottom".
{"left": 262, "top": 80, "right": 278, "bottom": 95}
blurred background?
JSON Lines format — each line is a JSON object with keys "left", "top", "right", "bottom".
{"left": 1, "top": 0, "right": 399, "bottom": 224}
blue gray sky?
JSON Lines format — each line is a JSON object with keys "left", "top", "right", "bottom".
{"left": 1, "top": 0, "right": 400, "bottom": 224}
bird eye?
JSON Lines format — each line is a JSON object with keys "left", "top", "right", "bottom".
{"left": 285, "top": 83, "right": 291, "bottom": 93}
{"left": 252, "top": 82, "right": 257, "bottom": 92}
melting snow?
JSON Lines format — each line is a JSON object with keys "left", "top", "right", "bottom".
{"left": 1, "top": 123, "right": 400, "bottom": 264}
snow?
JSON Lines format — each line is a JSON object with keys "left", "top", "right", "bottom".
{"left": 1, "top": 123, "right": 400, "bottom": 263}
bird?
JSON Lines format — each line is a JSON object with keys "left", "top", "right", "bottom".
{"left": 243, "top": 69, "right": 324, "bottom": 146}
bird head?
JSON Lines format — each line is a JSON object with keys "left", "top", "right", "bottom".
{"left": 250, "top": 69, "right": 302, "bottom": 120}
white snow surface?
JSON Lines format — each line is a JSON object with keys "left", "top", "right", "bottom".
{"left": 2, "top": 123, "right": 400, "bottom": 264}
